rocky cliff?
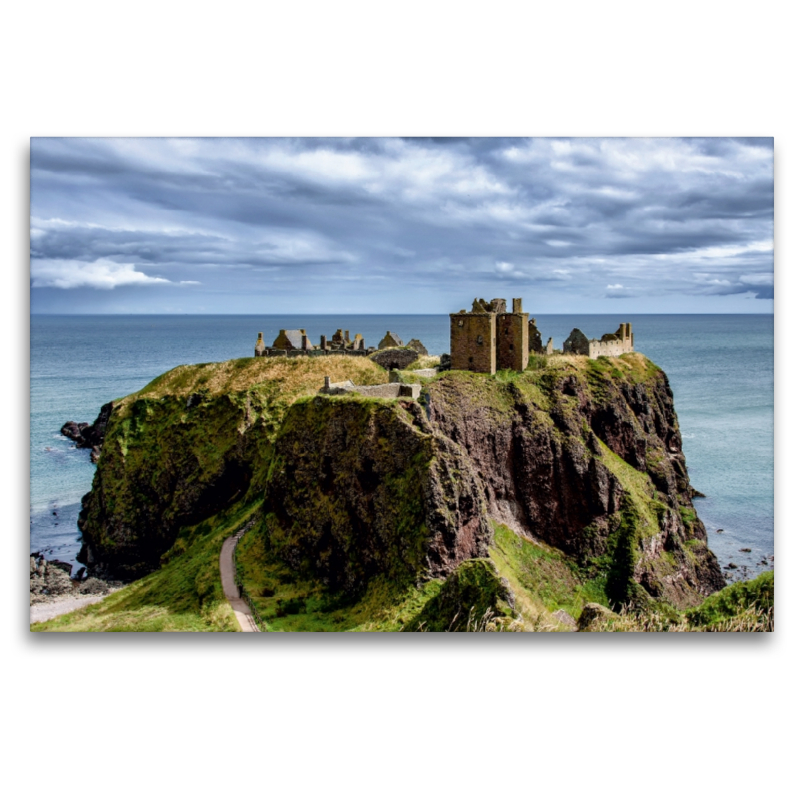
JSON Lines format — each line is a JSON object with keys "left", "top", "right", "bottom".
{"left": 76, "top": 352, "right": 723, "bottom": 609}
{"left": 424, "top": 355, "right": 724, "bottom": 607}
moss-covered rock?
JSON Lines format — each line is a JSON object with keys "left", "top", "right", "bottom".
{"left": 78, "top": 356, "right": 389, "bottom": 579}
{"left": 405, "top": 558, "right": 516, "bottom": 631}
{"left": 262, "top": 395, "right": 491, "bottom": 593}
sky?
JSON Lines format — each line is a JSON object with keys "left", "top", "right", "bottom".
{"left": 30, "top": 137, "right": 774, "bottom": 314}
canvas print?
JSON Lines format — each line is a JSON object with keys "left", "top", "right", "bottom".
{"left": 29, "top": 137, "right": 774, "bottom": 632}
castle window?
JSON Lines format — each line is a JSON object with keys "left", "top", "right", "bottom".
{"left": 458, "top": 320, "right": 464, "bottom": 328}
{"left": 477, "top": 335, "right": 483, "bottom": 345}
{"left": 509, "top": 344, "right": 514, "bottom": 350}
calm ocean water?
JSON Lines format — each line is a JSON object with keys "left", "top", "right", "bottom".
{"left": 30, "top": 314, "right": 774, "bottom": 581}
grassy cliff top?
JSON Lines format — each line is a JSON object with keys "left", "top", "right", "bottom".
{"left": 130, "top": 355, "right": 389, "bottom": 402}
{"left": 127, "top": 350, "right": 659, "bottom": 404}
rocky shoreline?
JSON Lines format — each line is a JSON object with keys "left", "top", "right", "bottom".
{"left": 30, "top": 552, "right": 122, "bottom": 610}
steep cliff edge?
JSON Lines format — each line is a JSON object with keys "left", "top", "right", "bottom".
{"left": 76, "top": 351, "right": 723, "bottom": 615}
{"left": 77, "top": 356, "right": 389, "bottom": 579}
{"left": 424, "top": 354, "right": 724, "bottom": 608}
{"left": 263, "top": 395, "right": 491, "bottom": 593}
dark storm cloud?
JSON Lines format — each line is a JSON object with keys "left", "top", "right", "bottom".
{"left": 30, "top": 137, "right": 773, "bottom": 311}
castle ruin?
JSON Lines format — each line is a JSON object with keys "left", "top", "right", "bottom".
{"left": 450, "top": 296, "right": 634, "bottom": 374}
{"left": 254, "top": 327, "right": 426, "bottom": 359}
{"left": 255, "top": 327, "right": 373, "bottom": 358}
{"left": 450, "top": 297, "right": 529, "bottom": 375}
{"left": 562, "top": 323, "right": 634, "bottom": 358}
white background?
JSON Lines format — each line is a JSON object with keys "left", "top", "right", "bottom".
{"left": 3, "top": 2, "right": 795, "bottom": 798}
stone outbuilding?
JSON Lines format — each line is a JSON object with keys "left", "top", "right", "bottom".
{"left": 407, "top": 338, "right": 428, "bottom": 356}
{"left": 273, "top": 329, "right": 311, "bottom": 350}
{"left": 379, "top": 331, "right": 404, "bottom": 349}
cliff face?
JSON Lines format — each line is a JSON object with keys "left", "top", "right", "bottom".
{"left": 424, "top": 355, "right": 724, "bottom": 607}
{"left": 77, "top": 356, "right": 389, "bottom": 579}
{"left": 76, "top": 352, "right": 723, "bottom": 609}
{"left": 263, "top": 396, "right": 491, "bottom": 593}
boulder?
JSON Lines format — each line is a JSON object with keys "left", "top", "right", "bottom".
{"left": 577, "top": 603, "right": 619, "bottom": 632}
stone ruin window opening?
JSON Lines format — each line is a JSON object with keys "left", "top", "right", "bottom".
{"left": 477, "top": 335, "right": 484, "bottom": 345}
{"left": 458, "top": 320, "right": 464, "bottom": 327}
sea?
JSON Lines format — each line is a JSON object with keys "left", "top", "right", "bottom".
{"left": 30, "top": 314, "right": 774, "bottom": 582}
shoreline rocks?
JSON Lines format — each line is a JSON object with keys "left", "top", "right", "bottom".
{"left": 30, "top": 553, "right": 121, "bottom": 605}
{"left": 60, "top": 401, "right": 114, "bottom": 461}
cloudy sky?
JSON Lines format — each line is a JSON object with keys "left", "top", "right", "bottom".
{"left": 30, "top": 137, "right": 773, "bottom": 314}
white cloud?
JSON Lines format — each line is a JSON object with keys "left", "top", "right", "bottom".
{"left": 494, "top": 260, "right": 526, "bottom": 279}
{"left": 31, "top": 259, "right": 171, "bottom": 290}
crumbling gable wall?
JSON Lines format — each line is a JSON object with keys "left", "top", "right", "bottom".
{"left": 273, "top": 329, "right": 310, "bottom": 350}
{"left": 562, "top": 328, "right": 590, "bottom": 355}
{"left": 528, "top": 319, "right": 543, "bottom": 353}
{"left": 379, "top": 331, "right": 404, "bottom": 349}
{"left": 407, "top": 338, "right": 428, "bottom": 356}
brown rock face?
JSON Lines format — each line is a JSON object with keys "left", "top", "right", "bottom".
{"left": 262, "top": 396, "right": 491, "bottom": 592}
{"left": 423, "top": 357, "right": 724, "bottom": 608}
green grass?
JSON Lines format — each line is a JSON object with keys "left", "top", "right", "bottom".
{"left": 685, "top": 571, "right": 774, "bottom": 628}
{"left": 489, "top": 522, "right": 608, "bottom": 626}
{"left": 235, "top": 519, "right": 444, "bottom": 631}
{"left": 31, "top": 500, "right": 262, "bottom": 632}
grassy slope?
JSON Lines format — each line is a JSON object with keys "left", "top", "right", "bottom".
{"left": 32, "top": 502, "right": 258, "bottom": 632}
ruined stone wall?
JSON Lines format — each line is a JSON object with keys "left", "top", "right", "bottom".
{"left": 563, "top": 323, "right": 634, "bottom": 358}
{"left": 450, "top": 313, "right": 496, "bottom": 374}
{"left": 496, "top": 312, "right": 529, "bottom": 371}
{"left": 588, "top": 338, "right": 633, "bottom": 358}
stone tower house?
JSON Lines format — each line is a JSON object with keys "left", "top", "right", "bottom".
{"left": 450, "top": 297, "right": 529, "bottom": 375}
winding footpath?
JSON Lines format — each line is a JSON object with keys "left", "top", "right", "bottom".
{"left": 220, "top": 530, "right": 259, "bottom": 633}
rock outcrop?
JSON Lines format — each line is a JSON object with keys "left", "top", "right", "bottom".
{"left": 263, "top": 396, "right": 491, "bottom": 592}
{"left": 61, "top": 401, "right": 114, "bottom": 462}
{"left": 29, "top": 553, "right": 115, "bottom": 603}
{"left": 74, "top": 352, "right": 723, "bottom": 609}
{"left": 424, "top": 356, "right": 724, "bottom": 607}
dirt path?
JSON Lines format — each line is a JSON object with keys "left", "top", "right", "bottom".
{"left": 220, "top": 531, "right": 259, "bottom": 633}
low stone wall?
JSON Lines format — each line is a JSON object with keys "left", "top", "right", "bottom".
{"left": 320, "top": 382, "right": 422, "bottom": 400}
{"left": 408, "top": 368, "right": 438, "bottom": 378}
{"left": 257, "top": 348, "right": 372, "bottom": 358}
